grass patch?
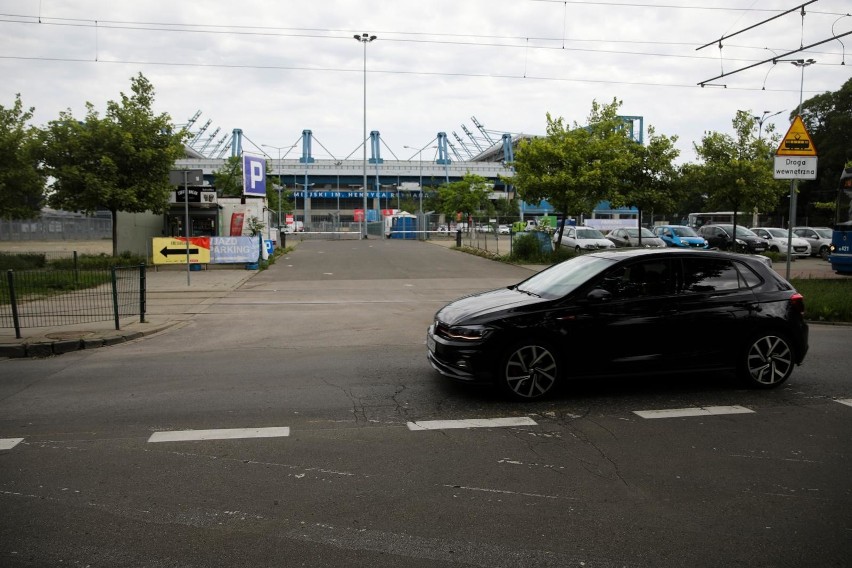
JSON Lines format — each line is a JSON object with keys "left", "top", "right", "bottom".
{"left": 0, "top": 251, "right": 146, "bottom": 305}
{"left": 791, "top": 279, "right": 852, "bottom": 323}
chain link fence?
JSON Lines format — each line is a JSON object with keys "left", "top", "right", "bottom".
{"left": 0, "top": 214, "right": 112, "bottom": 241}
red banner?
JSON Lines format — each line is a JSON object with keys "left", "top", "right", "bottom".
{"left": 229, "top": 213, "right": 245, "bottom": 236}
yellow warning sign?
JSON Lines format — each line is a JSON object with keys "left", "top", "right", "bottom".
{"left": 775, "top": 116, "right": 817, "bottom": 157}
{"left": 152, "top": 237, "right": 211, "bottom": 265}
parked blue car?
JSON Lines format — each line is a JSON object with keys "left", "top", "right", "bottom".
{"left": 653, "top": 225, "right": 709, "bottom": 249}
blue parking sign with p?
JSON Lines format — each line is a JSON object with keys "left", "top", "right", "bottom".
{"left": 243, "top": 155, "right": 266, "bottom": 196}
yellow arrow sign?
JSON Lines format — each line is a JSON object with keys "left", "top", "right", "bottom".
{"left": 776, "top": 116, "right": 817, "bottom": 157}
{"left": 152, "top": 237, "right": 211, "bottom": 265}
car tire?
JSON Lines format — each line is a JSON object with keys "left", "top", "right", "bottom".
{"left": 739, "top": 332, "right": 795, "bottom": 388}
{"left": 498, "top": 341, "right": 560, "bottom": 400}
{"left": 818, "top": 245, "right": 830, "bottom": 260}
{"left": 574, "top": 245, "right": 581, "bottom": 254}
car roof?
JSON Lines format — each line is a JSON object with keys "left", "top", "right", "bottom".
{"left": 585, "top": 248, "right": 767, "bottom": 264}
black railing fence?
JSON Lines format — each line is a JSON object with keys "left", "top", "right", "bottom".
{"left": 1, "top": 264, "right": 146, "bottom": 339}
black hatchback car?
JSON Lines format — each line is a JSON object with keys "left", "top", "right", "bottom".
{"left": 427, "top": 249, "right": 808, "bottom": 400}
{"left": 696, "top": 224, "right": 769, "bottom": 254}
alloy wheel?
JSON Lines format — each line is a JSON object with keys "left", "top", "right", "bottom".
{"left": 745, "top": 335, "right": 794, "bottom": 387}
{"left": 503, "top": 344, "right": 558, "bottom": 399}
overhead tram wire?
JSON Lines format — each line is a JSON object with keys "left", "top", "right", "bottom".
{"left": 3, "top": 52, "right": 837, "bottom": 95}
{"left": 4, "top": 11, "right": 841, "bottom": 54}
{"left": 698, "top": 30, "right": 852, "bottom": 86}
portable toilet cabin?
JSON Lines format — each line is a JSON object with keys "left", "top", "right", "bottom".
{"left": 390, "top": 212, "right": 417, "bottom": 239}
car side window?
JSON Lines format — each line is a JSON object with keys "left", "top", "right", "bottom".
{"left": 596, "top": 260, "right": 674, "bottom": 299}
{"left": 681, "top": 258, "right": 742, "bottom": 292}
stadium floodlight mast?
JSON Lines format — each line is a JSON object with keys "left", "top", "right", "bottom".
{"left": 354, "top": 33, "right": 376, "bottom": 238}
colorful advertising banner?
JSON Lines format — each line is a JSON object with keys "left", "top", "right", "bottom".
{"left": 242, "top": 155, "right": 266, "bottom": 197}
{"left": 209, "top": 237, "right": 260, "bottom": 264}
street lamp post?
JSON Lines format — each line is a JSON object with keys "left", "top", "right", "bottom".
{"left": 754, "top": 110, "right": 783, "bottom": 142}
{"left": 785, "top": 58, "right": 816, "bottom": 280}
{"left": 334, "top": 161, "right": 342, "bottom": 229}
{"left": 404, "top": 145, "right": 424, "bottom": 216}
{"left": 354, "top": 32, "right": 376, "bottom": 238}
{"left": 262, "top": 144, "right": 296, "bottom": 238}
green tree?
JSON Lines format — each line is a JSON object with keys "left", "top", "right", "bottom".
{"left": 213, "top": 156, "right": 243, "bottom": 197}
{"left": 611, "top": 126, "right": 681, "bottom": 240}
{"left": 0, "top": 94, "right": 46, "bottom": 220}
{"left": 41, "top": 73, "right": 187, "bottom": 256}
{"left": 436, "top": 172, "right": 492, "bottom": 228}
{"left": 796, "top": 77, "right": 852, "bottom": 224}
{"left": 691, "top": 110, "right": 785, "bottom": 234}
{"left": 512, "top": 99, "right": 638, "bottom": 248}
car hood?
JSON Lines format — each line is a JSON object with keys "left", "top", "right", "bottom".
{"left": 436, "top": 287, "right": 547, "bottom": 326}
{"left": 576, "top": 238, "right": 613, "bottom": 247}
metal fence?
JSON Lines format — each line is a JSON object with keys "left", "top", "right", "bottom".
{"left": 1, "top": 264, "right": 146, "bottom": 339}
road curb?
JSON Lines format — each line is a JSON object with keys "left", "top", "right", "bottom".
{"left": 0, "top": 322, "right": 180, "bottom": 359}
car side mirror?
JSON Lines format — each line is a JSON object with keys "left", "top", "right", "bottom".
{"left": 587, "top": 289, "right": 612, "bottom": 303}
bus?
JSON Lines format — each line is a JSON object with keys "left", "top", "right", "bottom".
{"left": 828, "top": 167, "right": 852, "bottom": 275}
{"left": 687, "top": 211, "right": 759, "bottom": 229}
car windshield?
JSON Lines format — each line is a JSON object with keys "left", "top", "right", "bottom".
{"left": 732, "top": 226, "right": 757, "bottom": 237}
{"left": 672, "top": 226, "right": 698, "bottom": 237}
{"left": 766, "top": 228, "right": 788, "bottom": 238}
{"left": 816, "top": 228, "right": 832, "bottom": 238}
{"left": 577, "top": 228, "right": 605, "bottom": 239}
{"left": 625, "top": 228, "right": 656, "bottom": 237}
{"left": 516, "top": 254, "right": 615, "bottom": 299}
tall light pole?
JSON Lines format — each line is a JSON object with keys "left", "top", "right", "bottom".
{"left": 354, "top": 32, "right": 376, "bottom": 238}
{"left": 262, "top": 144, "right": 289, "bottom": 234}
{"left": 785, "top": 58, "right": 816, "bottom": 281}
{"left": 791, "top": 58, "right": 816, "bottom": 115}
{"left": 754, "top": 110, "right": 783, "bottom": 142}
{"left": 334, "top": 161, "right": 342, "bottom": 229}
{"left": 404, "top": 145, "right": 424, "bottom": 216}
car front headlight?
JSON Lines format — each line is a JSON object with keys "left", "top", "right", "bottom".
{"left": 445, "top": 324, "right": 493, "bottom": 341}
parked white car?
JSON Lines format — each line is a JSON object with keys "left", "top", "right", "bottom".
{"left": 553, "top": 226, "right": 615, "bottom": 252}
{"left": 750, "top": 227, "right": 811, "bottom": 258}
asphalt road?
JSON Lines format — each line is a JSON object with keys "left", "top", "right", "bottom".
{"left": 1, "top": 239, "right": 851, "bottom": 567}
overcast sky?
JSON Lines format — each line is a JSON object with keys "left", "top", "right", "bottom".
{"left": 2, "top": 0, "right": 850, "bottom": 165}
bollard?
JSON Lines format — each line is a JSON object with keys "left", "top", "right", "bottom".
{"left": 456, "top": 229, "right": 462, "bottom": 247}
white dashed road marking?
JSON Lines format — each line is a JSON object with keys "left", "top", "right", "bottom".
{"left": 0, "top": 438, "right": 24, "bottom": 450}
{"left": 148, "top": 427, "right": 290, "bottom": 443}
{"left": 836, "top": 399, "right": 852, "bottom": 408}
{"left": 633, "top": 406, "right": 754, "bottom": 419}
{"left": 407, "top": 417, "right": 538, "bottom": 431}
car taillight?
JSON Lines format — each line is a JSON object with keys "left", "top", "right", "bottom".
{"left": 790, "top": 292, "right": 805, "bottom": 315}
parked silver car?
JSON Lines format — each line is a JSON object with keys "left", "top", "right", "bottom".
{"left": 606, "top": 227, "right": 667, "bottom": 248}
{"left": 553, "top": 226, "right": 615, "bottom": 252}
{"left": 792, "top": 226, "right": 833, "bottom": 259}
